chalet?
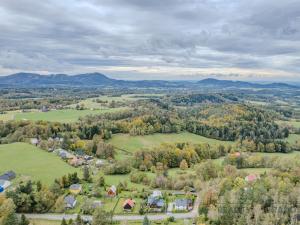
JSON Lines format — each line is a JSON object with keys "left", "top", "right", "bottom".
{"left": 69, "top": 184, "right": 82, "bottom": 195}
{"left": 0, "top": 171, "right": 16, "bottom": 181}
{"left": 107, "top": 185, "right": 117, "bottom": 197}
{"left": 64, "top": 195, "right": 77, "bottom": 209}
{"left": 123, "top": 199, "right": 135, "bottom": 211}
{"left": 174, "top": 199, "right": 193, "bottom": 211}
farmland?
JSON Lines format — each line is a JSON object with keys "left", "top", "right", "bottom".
{"left": 0, "top": 142, "right": 79, "bottom": 184}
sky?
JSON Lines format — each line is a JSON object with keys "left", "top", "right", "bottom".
{"left": 0, "top": 0, "right": 300, "bottom": 81}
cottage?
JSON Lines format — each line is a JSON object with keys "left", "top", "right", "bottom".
{"left": 174, "top": 199, "right": 193, "bottom": 211}
{"left": 69, "top": 184, "right": 82, "bottom": 195}
{"left": 123, "top": 199, "right": 135, "bottom": 211}
{"left": 107, "top": 185, "right": 117, "bottom": 197}
{"left": 0, "top": 171, "right": 16, "bottom": 181}
{"left": 64, "top": 195, "right": 77, "bottom": 209}
{"left": 245, "top": 174, "right": 258, "bottom": 182}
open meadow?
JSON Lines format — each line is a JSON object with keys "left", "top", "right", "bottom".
{"left": 108, "top": 132, "right": 234, "bottom": 153}
{"left": 0, "top": 108, "right": 127, "bottom": 123}
{"left": 0, "top": 142, "right": 79, "bottom": 185}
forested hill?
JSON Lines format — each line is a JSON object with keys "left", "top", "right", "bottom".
{"left": 0, "top": 72, "right": 298, "bottom": 89}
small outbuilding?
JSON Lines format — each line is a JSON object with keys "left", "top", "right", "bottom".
{"left": 64, "top": 195, "right": 77, "bottom": 209}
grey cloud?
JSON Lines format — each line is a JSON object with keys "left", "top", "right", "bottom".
{"left": 0, "top": 0, "right": 299, "bottom": 80}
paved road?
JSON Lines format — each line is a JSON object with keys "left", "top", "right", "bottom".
{"left": 22, "top": 195, "right": 200, "bottom": 222}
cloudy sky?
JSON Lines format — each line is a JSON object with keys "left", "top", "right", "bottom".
{"left": 0, "top": 0, "right": 300, "bottom": 81}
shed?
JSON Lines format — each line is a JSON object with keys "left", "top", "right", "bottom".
{"left": 64, "top": 195, "right": 77, "bottom": 209}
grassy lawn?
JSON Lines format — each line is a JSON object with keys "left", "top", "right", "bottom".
{"left": 11, "top": 108, "right": 127, "bottom": 123}
{"left": 0, "top": 142, "right": 79, "bottom": 185}
{"left": 109, "top": 132, "right": 234, "bottom": 153}
{"left": 253, "top": 151, "right": 300, "bottom": 158}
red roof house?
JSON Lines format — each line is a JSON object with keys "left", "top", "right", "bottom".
{"left": 123, "top": 199, "right": 135, "bottom": 211}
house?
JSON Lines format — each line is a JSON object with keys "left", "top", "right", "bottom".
{"left": 69, "top": 157, "right": 84, "bottom": 167}
{"left": 64, "top": 195, "right": 77, "bottom": 209}
{"left": 58, "top": 149, "right": 74, "bottom": 160}
{"left": 107, "top": 185, "right": 117, "bottom": 197}
{"left": 174, "top": 199, "right": 193, "bottom": 211}
{"left": 147, "top": 190, "right": 165, "bottom": 210}
{"left": 69, "top": 184, "right": 82, "bottom": 195}
{"left": 0, "top": 171, "right": 16, "bottom": 181}
{"left": 123, "top": 199, "right": 135, "bottom": 211}
{"left": 245, "top": 174, "right": 258, "bottom": 182}
{"left": 0, "top": 180, "right": 11, "bottom": 192}
{"left": 147, "top": 196, "right": 165, "bottom": 210}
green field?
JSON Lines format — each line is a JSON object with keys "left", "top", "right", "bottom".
{"left": 285, "top": 134, "right": 300, "bottom": 144}
{"left": 0, "top": 142, "right": 79, "bottom": 184}
{"left": 108, "top": 132, "right": 234, "bottom": 153}
{"left": 276, "top": 120, "right": 300, "bottom": 129}
{"left": 69, "top": 94, "right": 164, "bottom": 109}
{"left": 11, "top": 108, "right": 126, "bottom": 123}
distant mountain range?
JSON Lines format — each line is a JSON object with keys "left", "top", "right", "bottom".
{"left": 0, "top": 72, "right": 298, "bottom": 89}
{"left": 197, "top": 78, "right": 298, "bottom": 89}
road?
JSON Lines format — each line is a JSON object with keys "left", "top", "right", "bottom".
{"left": 22, "top": 195, "right": 200, "bottom": 222}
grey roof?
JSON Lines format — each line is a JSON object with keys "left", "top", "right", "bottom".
{"left": 147, "top": 196, "right": 165, "bottom": 207}
{"left": 174, "top": 199, "right": 192, "bottom": 207}
{"left": 70, "top": 184, "right": 81, "bottom": 190}
{"left": 0, "top": 171, "right": 16, "bottom": 181}
{"left": 64, "top": 195, "right": 76, "bottom": 205}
